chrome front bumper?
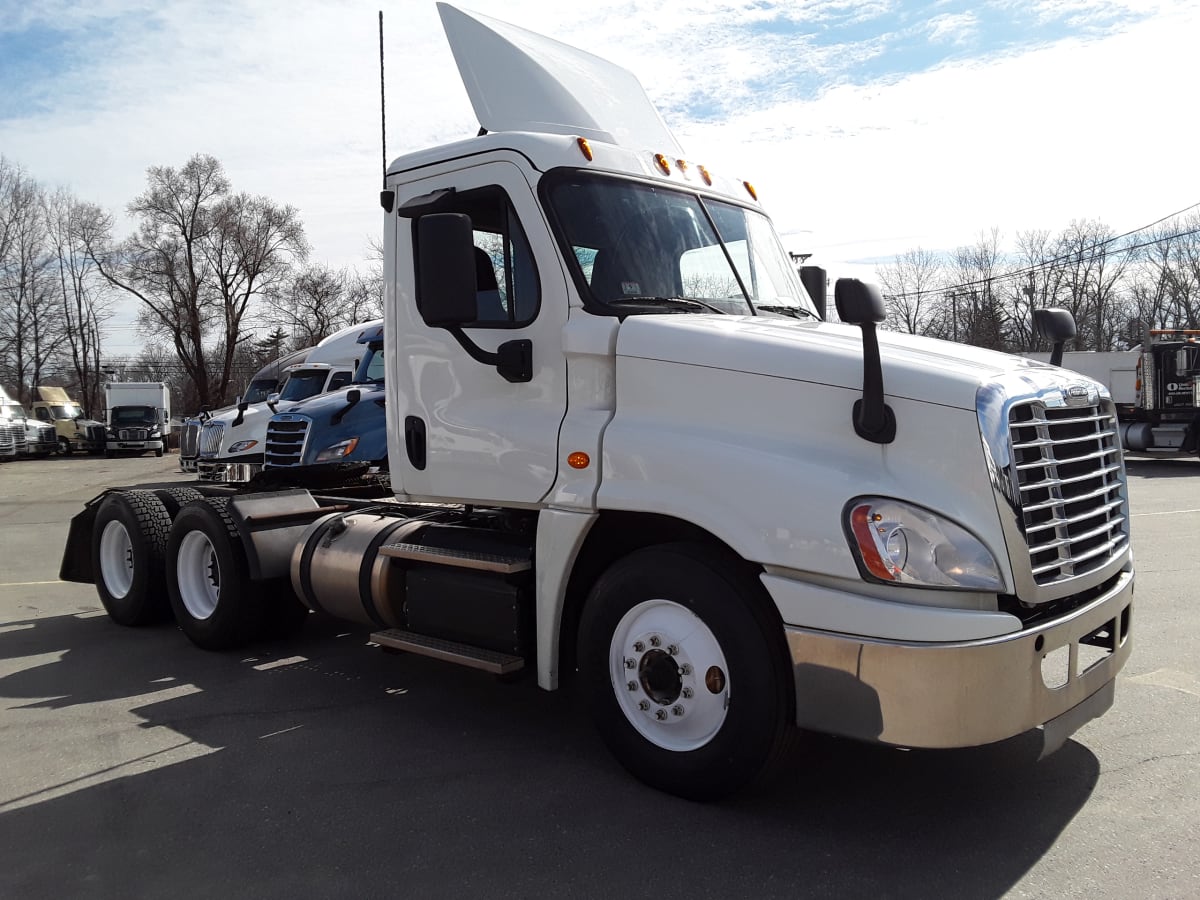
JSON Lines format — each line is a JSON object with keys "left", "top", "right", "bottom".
{"left": 785, "top": 568, "right": 1133, "bottom": 751}
{"left": 197, "top": 459, "right": 263, "bottom": 483}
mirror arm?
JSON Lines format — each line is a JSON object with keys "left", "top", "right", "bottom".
{"left": 446, "top": 327, "right": 533, "bottom": 383}
{"left": 853, "top": 322, "right": 896, "bottom": 444}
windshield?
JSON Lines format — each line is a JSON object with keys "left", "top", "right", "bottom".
{"left": 279, "top": 370, "right": 335, "bottom": 402}
{"left": 545, "top": 172, "right": 816, "bottom": 318}
{"left": 353, "top": 343, "right": 385, "bottom": 384}
{"left": 1, "top": 404, "right": 26, "bottom": 421}
{"left": 51, "top": 404, "right": 83, "bottom": 420}
{"left": 112, "top": 406, "right": 159, "bottom": 425}
{"left": 242, "top": 378, "right": 279, "bottom": 405}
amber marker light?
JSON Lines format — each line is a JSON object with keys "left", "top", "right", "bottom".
{"left": 568, "top": 451, "right": 590, "bottom": 469}
{"left": 849, "top": 504, "right": 898, "bottom": 582}
{"left": 577, "top": 137, "right": 593, "bottom": 161}
{"left": 654, "top": 153, "right": 671, "bottom": 175}
{"left": 743, "top": 181, "right": 758, "bottom": 200}
{"left": 676, "top": 159, "right": 689, "bottom": 175}
{"left": 697, "top": 165, "right": 712, "bottom": 186}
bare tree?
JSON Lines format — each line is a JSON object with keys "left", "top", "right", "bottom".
{"left": 44, "top": 191, "right": 113, "bottom": 416}
{"left": 263, "top": 262, "right": 382, "bottom": 348}
{"left": 876, "top": 246, "right": 942, "bottom": 335}
{"left": 0, "top": 160, "right": 62, "bottom": 403}
{"left": 87, "top": 154, "right": 307, "bottom": 409}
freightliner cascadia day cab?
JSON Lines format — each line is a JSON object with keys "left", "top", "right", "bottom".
{"left": 194, "top": 323, "right": 373, "bottom": 483}
{"left": 60, "top": 4, "right": 1133, "bottom": 799}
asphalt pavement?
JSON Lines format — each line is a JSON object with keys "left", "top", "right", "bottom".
{"left": 0, "top": 451, "right": 1197, "bottom": 899}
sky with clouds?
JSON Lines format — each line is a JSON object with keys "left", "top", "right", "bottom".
{"left": 1, "top": 0, "right": 1198, "bottom": 354}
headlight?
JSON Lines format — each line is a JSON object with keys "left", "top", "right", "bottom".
{"left": 844, "top": 497, "right": 1003, "bottom": 591}
{"left": 228, "top": 440, "right": 258, "bottom": 453}
{"left": 315, "top": 437, "right": 359, "bottom": 462}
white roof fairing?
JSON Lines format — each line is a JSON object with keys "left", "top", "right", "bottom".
{"left": 437, "top": 3, "right": 683, "bottom": 156}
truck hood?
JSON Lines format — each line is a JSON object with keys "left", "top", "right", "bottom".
{"left": 615, "top": 315, "right": 1056, "bottom": 410}
{"left": 276, "top": 384, "right": 385, "bottom": 418}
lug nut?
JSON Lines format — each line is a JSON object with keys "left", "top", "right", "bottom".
{"left": 667, "top": 644, "right": 679, "bottom": 655}
{"left": 633, "top": 641, "right": 645, "bottom": 652}
{"left": 681, "top": 687, "right": 693, "bottom": 698}
{"left": 672, "top": 705, "right": 684, "bottom": 717}
{"left": 638, "top": 700, "right": 650, "bottom": 711}
{"left": 627, "top": 681, "right": 638, "bottom": 691}
{"left": 649, "top": 635, "right": 661, "bottom": 647}
{"left": 681, "top": 664, "right": 693, "bottom": 676}
{"left": 655, "top": 709, "right": 668, "bottom": 721}
{"left": 624, "top": 657, "right": 637, "bottom": 669}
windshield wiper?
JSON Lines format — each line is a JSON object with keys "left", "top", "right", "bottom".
{"left": 606, "top": 296, "right": 728, "bottom": 314}
{"left": 755, "top": 304, "right": 816, "bottom": 319}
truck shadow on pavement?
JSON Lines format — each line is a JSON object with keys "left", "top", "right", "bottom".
{"left": 0, "top": 610, "right": 1099, "bottom": 900}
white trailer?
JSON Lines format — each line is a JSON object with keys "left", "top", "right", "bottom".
{"left": 104, "top": 382, "right": 171, "bottom": 457}
{"left": 60, "top": 5, "right": 1133, "bottom": 800}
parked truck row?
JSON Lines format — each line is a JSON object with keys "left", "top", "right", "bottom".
{"left": 1030, "top": 328, "right": 1200, "bottom": 459}
{"left": 60, "top": 4, "right": 1133, "bottom": 799}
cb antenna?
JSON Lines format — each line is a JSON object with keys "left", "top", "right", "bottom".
{"left": 378, "top": 11, "right": 394, "bottom": 211}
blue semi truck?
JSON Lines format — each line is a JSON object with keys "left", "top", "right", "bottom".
{"left": 260, "top": 324, "right": 388, "bottom": 489}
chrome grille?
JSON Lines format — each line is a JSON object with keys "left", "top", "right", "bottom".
{"left": 199, "top": 421, "right": 225, "bottom": 458}
{"left": 180, "top": 419, "right": 201, "bottom": 459}
{"left": 12, "top": 425, "right": 26, "bottom": 453}
{"left": 86, "top": 424, "right": 106, "bottom": 445}
{"left": 118, "top": 428, "right": 150, "bottom": 441}
{"left": 264, "top": 417, "right": 310, "bottom": 468}
{"left": 0, "top": 424, "right": 16, "bottom": 453}
{"left": 1008, "top": 399, "right": 1127, "bottom": 586}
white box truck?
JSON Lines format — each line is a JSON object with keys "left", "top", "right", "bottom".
{"left": 103, "top": 382, "right": 171, "bottom": 458}
{"left": 59, "top": 5, "right": 1132, "bottom": 800}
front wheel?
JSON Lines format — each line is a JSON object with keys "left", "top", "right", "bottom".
{"left": 58, "top": 437, "right": 72, "bottom": 456}
{"left": 578, "top": 543, "right": 796, "bottom": 800}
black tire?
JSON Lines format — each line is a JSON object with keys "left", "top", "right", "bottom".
{"left": 578, "top": 542, "right": 795, "bottom": 801}
{"left": 155, "top": 448, "right": 164, "bottom": 458}
{"left": 154, "top": 486, "right": 206, "bottom": 520}
{"left": 58, "top": 437, "right": 72, "bottom": 456}
{"left": 166, "top": 497, "right": 268, "bottom": 650}
{"left": 91, "top": 490, "right": 173, "bottom": 626}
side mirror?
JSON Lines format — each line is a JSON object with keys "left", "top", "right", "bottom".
{"left": 1033, "top": 308, "right": 1077, "bottom": 367}
{"left": 236, "top": 395, "right": 247, "bottom": 411}
{"left": 266, "top": 393, "right": 280, "bottom": 405}
{"left": 834, "top": 278, "right": 894, "bottom": 444}
{"left": 417, "top": 213, "right": 478, "bottom": 326}
{"left": 834, "top": 278, "right": 886, "bottom": 325}
{"left": 800, "top": 266, "right": 827, "bottom": 321}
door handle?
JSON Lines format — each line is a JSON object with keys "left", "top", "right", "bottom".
{"left": 404, "top": 416, "right": 426, "bottom": 470}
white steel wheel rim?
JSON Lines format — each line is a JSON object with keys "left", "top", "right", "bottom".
{"left": 609, "top": 598, "right": 730, "bottom": 752}
{"left": 177, "top": 530, "right": 221, "bottom": 620}
{"left": 99, "top": 520, "right": 135, "bottom": 599}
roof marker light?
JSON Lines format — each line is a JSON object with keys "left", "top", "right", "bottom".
{"left": 743, "top": 181, "right": 758, "bottom": 200}
{"left": 697, "top": 165, "right": 712, "bottom": 186}
{"left": 654, "top": 153, "right": 671, "bottom": 175}
{"left": 676, "top": 159, "right": 689, "bottom": 175}
{"left": 577, "top": 137, "right": 593, "bottom": 161}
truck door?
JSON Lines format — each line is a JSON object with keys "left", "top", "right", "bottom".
{"left": 390, "top": 160, "right": 568, "bottom": 505}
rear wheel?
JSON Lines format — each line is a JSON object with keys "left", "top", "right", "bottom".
{"left": 167, "top": 498, "right": 268, "bottom": 650}
{"left": 91, "top": 490, "right": 173, "bottom": 625}
{"left": 578, "top": 543, "right": 796, "bottom": 800}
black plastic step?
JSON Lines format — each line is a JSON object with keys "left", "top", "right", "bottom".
{"left": 370, "top": 629, "right": 525, "bottom": 675}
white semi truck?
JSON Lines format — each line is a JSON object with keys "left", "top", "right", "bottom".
{"left": 194, "top": 323, "right": 372, "bottom": 482}
{"left": 0, "top": 387, "right": 58, "bottom": 457}
{"left": 103, "top": 382, "right": 171, "bottom": 458}
{"left": 59, "top": 5, "right": 1133, "bottom": 799}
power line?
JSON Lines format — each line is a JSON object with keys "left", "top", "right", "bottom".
{"left": 879, "top": 203, "right": 1200, "bottom": 302}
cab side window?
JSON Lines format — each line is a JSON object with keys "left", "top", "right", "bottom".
{"left": 327, "top": 371, "right": 353, "bottom": 392}
{"left": 426, "top": 185, "right": 540, "bottom": 328}
{"left": 35, "top": 408, "right": 49, "bottom": 421}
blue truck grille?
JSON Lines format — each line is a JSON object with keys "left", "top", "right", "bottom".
{"left": 264, "top": 417, "right": 310, "bottom": 468}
